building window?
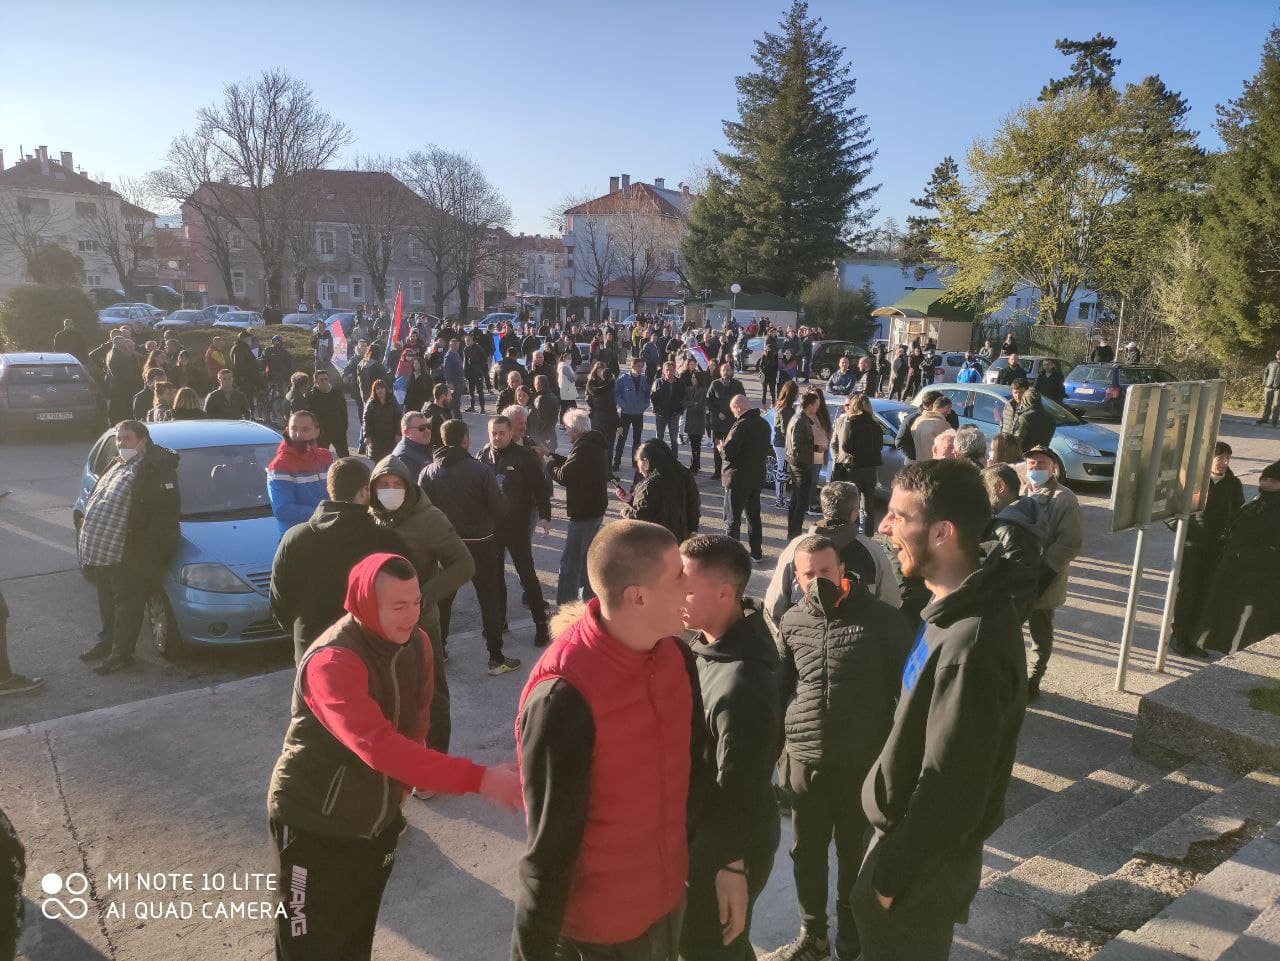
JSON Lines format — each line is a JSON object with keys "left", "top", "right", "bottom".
{"left": 409, "top": 238, "right": 424, "bottom": 260}
{"left": 75, "top": 202, "right": 97, "bottom": 219}
{"left": 319, "top": 275, "right": 336, "bottom": 305}
{"left": 410, "top": 279, "right": 424, "bottom": 304}
{"left": 351, "top": 276, "right": 364, "bottom": 300}
{"left": 232, "top": 269, "right": 246, "bottom": 296}
{"left": 317, "top": 230, "right": 335, "bottom": 255}
{"left": 84, "top": 272, "right": 101, "bottom": 287}
{"left": 351, "top": 232, "right": 364, "bottom": 257}
{"left": 17, "top": 197, "right": 51, "bottom": 216}
{"left": 230, "top": 233, "right": 243, "bottom": 251}
{"left": 1077, "top": 300, "right": 1093, "bottom": 320}
{"left": 77, "top": 240, "right": 101, "bottom": 252}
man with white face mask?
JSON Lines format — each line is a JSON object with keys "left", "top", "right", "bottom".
{"left": 271, "top": 458, "right": 409, "bottom": 664}
{"left": 79, "top": 420, "right": 181, "bottom": 675}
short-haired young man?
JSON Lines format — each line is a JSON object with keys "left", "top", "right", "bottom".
{"left": 513, "top": 521, "right": 736, "bottom": 961}
{"left": 856, "top": 460, "right": 1027, "bottom": 961}
{"left": 269, "top": 554, "right": 521, "bottom": 961}
{"left": 267, "top": 411, "right": 334, "bottom": 534}
{"left": 679, "top": 535, "right": 781, "bottom": 961}
{"left": 768, "top": 535, "right": 909, "bottom": 961}
{"left": 270, "top": 458, "right": 408, "bottom": 663}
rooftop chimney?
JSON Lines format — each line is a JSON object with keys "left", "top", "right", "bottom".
{"left": 609, "top": 176, "right": 619, "bottom": 193}
{"left": 0, "top": 150, "right": 5, "bottom": 172}
{"left": 60, "top": 151, "right": 72, "bottom": 170}
{"left": 37, "top": 146, "right": 48, "bottom": 161}
{"left": 654, "top": 177, "right": 665, "bottom": 189}
{"left": 680, "top": 182, "right": 691, "bottom": 197}
{"left": 620, "top": 174, "right": 630, "bottom": 188}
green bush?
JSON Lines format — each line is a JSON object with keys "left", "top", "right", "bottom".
{"left": 0, "top": 286, "right": 99, "bottom": 352}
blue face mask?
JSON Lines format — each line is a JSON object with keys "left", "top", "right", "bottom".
{"left": 1027, "top": 467, "right": 1052, "bottom": 488}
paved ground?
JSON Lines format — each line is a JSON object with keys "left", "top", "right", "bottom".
{"left": 1, "top": 377, "right": 1276, "bottom": 960}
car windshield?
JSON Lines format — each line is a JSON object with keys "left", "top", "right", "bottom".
{"left": 169, "top": 311, "right": 201, "bottom": 321}
{"left": 8, "top": 364, "right": 87, "bottom": 384}
{"left": 223, "top": 312, "right": 255, "bottom": 323}
{"left": 100, "top": 308, "right": 130, "bottom": 318}
{"left": 1040, "top": 395, "right": 1084, "bottom": 425}
{"left": 93, "top": 440, "right": 277, "bottom": 519}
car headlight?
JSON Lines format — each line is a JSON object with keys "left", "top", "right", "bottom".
{"left": 1063, "top": 437, "right": 1102, "bottom": 457}
{"left": 180, "top": 563, "right": 253, "bottom": 593}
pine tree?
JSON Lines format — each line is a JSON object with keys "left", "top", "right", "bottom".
{"left": 680, "top": 173, "right": 739, "bottom": 293}
{"left": 901, "top": 156, "right": 960, "bottom": 280}
{"left": 1041, "top": 34, "right": 1120, "bottom": 100}
{"left": 1200, "top": 24, "right": 1280, "bottom": 354}
{"left": 711, "top": 0, "right": 878, "bottom": 297}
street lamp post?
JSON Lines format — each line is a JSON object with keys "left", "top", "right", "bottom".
{"left": 730, "top": 282, "right": 741, "bottom": 331}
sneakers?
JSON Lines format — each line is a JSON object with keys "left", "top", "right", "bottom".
{"left": 488, "top": 656, "right": 522, "bottom": 676}
{"left": 534, "top": 622, "right": 551, "bottom": 648}
{"left": 79, "top": 642, "right": 112, "bottom": 663}
{"left": 0, "top": 674, "right": 45, "bottom": 696}
{"left": 93, "top": 654, "right": 134, "bottom": 676}
{"left": 1027, "top": 675, "right": 1042, "bottom": 702}
{"left": 1171, "top": 638, "right": 1209, "bottom": 660}
{"left": 763, "top": 930, "right": 830, "bottom": 961}
{"left": 750, "top": 551, "right": 765, "bottom": 563}
{"left": 412, "top": 789, "right": 437, "bottom": 801}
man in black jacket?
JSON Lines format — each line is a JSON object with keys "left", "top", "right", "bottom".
{"left": 720, "top": 394, "right": 771, "bottom": 561}
{"left": 650, "top": 360, "right": 686, "bottom": 452}
{"left": 463, "top": 332, "right": 490, "bottom": 412}
{"left": 204, "top": 367, "right": 252, "bottom": 420}
{"left": 270, "top": 458, "right": 408, "bottom": 663}
{"left": 680, "top": 535, "right": 782, "bottom": 961}
{"left": 420, "top": 419, "right": 519, "bottom": 675}
{"left": 856, "top": 459, "right": 1027, "bottom": 961}
{"left": 981, "top": 464, "right": 1045, "bottom": 622}
{"left": 549, "top": 410, "right": 611, "bottom": 605}
{"left": 707, "top": 361, "right": 746, "bottom": 478}
{"left": 303, "top": 368, "right": 350, "bottom": 457}
{"left": 768, "top": 535, "right": 909, "bottom": 961}
{"left": 479, "top": 415, "right": 552, "bottom": 648}
{"left": 78, "top": 421, "right": 181, "bottom": 675}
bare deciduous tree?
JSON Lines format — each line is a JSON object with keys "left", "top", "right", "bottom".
{"left": 195, "top": 70, "right": 350, "bottom": 307}
{"left": 344, "top": 156, "right": 417, "bottom": 304}
{"left": 553, "top": 192, "right": 620, "bottom": 321}
{"left": 80, "top": 177, "right": 154, "bottom": 298}
{"left": 613, "top": 191, "right": 680, "bottom": 315}
{"left": 483, "top": 231, "right": 526, "bottom": 301}
{"left": 0, "top": 191, "right": 64, "bottom": 279}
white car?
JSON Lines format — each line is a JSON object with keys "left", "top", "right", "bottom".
{"left": 984, "top": 354, "right": 1065, "bottom": 385}
{"left": 114, "top": 302, "right": 167, "bottom": 322}
{"left": 96, "top": 305, "right": 153, "bottom": 328}
{"left": 932, "top": 351, "right": 988, "bottom": 383}
{"left": 212, "top": 311, "right": 265, "bottom": 331}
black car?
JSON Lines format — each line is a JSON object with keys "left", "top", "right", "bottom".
{"left": 809, "top": 340, "right": 869, "bottom": 379}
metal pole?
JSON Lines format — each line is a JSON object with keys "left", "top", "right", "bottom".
{"left": 1154, "top": 517, "right": 1189, "bottom": 674}
{"left": 1115, "top": 296, "right": 1126, "bottom": 351}
{"left": 1115, "top": 525, "right": 1148, "bottom": 692}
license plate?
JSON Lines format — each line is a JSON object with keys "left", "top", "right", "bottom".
{"left": 1075, "top": 388, "right": 1095, "bottom": 395}
{"left": 36, "top": 411, "right": 73, "bottom": 421}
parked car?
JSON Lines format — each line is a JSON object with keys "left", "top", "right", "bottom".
{"left": 96, "top": 305, "right": 153, "bottom": 329}
{"left": 573, "top": 342, "right": 592, "bottom": 390}
{"left": 87, "top": 286, "right": 127, "bottom": 308}
{"left": 200, "top": 304, "right": 238, "bottom": 323}
{"left": 113, "top": 302, "right": 167, "bottom": 322}
{"left": 133, "top": 285, "right": 183, "bottom": 310}
{"left": 984, "top": 354, "right": 1065, "bottom": 385}
{"left": 153, "top": 309, "right": 207, "bottom": 331}
{"left": 280, "top": 312, "right": 319, "bottom": 330}
{"left": 763, "top": 396, "right": 914, "bottom": 498}
{"left": 212, "top": 311, "right": 266, "bottom": 331}
{"left": 809, "top": 340, "right": 869, "bottom": 380}
{"left": 932, "top": 351, "right": 988, "bottom": 383}
{"left": 1062, "top": 363, "right": 1178, "bottom": 419}
{"left": 915, "top": 383, "right": 1118, "bottom": 483}
{"left": 479, "top": 312, "right": 518, "bottom": 330}
{"left": 739, "top": 336, "right": 767, "bottom": 370}
{"left": 73, "top": 419, "right": 290, "bottom": 657}
{"left": 0, "top": 353, "right": 102, "bottom": 439}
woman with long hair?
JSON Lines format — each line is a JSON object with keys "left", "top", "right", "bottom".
{"left": 357, "top": 343, "right": 391, "bottom": 406}
{"left": 832, "top": 392, "right": 883, "bottom": 535}
{"left": 772, "top": 379, "right": 799, "bottom": 507}
{"left": 171, "top": 386, "right": 205, "bottom": 420}
{"left": 617, "top": 438, "right": 701, "bottom": 542}
{"left": 585, "top": 361, "right": 619, "bottom": 454}
{"left": 679, "top": 356, "right": 710, "bottom": 473}
{"left": 362, "top": 378, "right": 402, "bottom": 460}
{"left": 759, "top": 344, "right": 779, "bottom": 405}
{"left": 403, "top": 356, "right": 432, "bottom": 413}
{"left": 146, "top": 382, "right": 177, "bottom": 423}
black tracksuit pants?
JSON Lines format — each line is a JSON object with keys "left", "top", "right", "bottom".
{"left": 680, "top": 827, "right": 778, "bottom": 961}
{"left": 560, "top": 907, "right": 683, "bottom": 961}
{"left": 497, "top": 524, "right": 548, "bottom": 626}
{"left": 437, "top": 536, "right": 506, "bottom": 661}
{"left": 271, "top": 816, "right": 404, "bottom": 961}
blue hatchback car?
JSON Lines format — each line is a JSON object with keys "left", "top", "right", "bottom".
{"left": 74, "top": 419, "right": 290, "bottom": 658}
{"left": 1062, "top": 363, "right": 1176, "bottom": 419}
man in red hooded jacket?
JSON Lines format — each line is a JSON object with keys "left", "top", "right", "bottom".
{"left": 267, "top": 553, "right": 522, "bottom": 961}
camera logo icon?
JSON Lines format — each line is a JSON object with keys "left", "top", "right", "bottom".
{"left": 40, "top": 872, "right": 90, "bottom": 921}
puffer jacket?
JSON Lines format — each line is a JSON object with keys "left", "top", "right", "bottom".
{"left": 833, "top": 412, "right": 883, "bottom": 468}
{"left": 982, "top": 495, "right": 1046, "bottom": 620}
{"left": 419, "top": 446, "right": 506, "bottom": 540}
{"left": 776, "top": 577, "right": 911, "bottom": 771}
{"left": 1013, "top": 390, "right": 1057, "bottom": 451}
{"left": 369, "top": 456, "right": 475, "bottom": 642}
{"left": 586, "top": 374, "right": 619, "bottom": 433}
{"left": 622, "top": 466, "right": 701, "bottom": 542}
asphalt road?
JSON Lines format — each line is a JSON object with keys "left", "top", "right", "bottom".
{"left": 0, "top": 381, "right": 1276, "bottom": 734}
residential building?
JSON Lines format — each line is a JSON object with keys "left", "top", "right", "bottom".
{"left": 561, "top": 174, "right": 694, "bottom": 321}
{"left": 182, "top": 169, "right": 468, "bottom": 314}
{"left": 0, "top": 146, "right": 156, "bottom": 301}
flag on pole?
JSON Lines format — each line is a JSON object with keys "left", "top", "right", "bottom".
{"left": 383, "top": 286, "right": 404, "bottom": 364}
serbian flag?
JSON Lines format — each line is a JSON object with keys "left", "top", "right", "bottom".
{"left": 383, "top": 286, "right": 404, "bottom": 364}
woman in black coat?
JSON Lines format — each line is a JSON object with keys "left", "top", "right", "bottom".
{"left": 680, "top": 357, "right": 710, "bottom": 473}
{"left": 832, "top": 393, "right": 884, "bottom": 536}
{"left": 362, "top": 379, "right": 402, "bottom": 461}
{"left": 586, "top": 362, "right": 619, "bottom": 453}
{"left": 759, "top": 345, "right": 780, "bottom": 405}
{"left": 618, "top": 439, "right": 701, "bottom": 543}
{"left": 402, "top": 357, "right": 433, "bottom": 413}
{"left": 1034, "top": 359, "right": 1066, "bottom": 405}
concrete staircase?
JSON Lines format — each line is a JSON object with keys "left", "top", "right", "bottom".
{"left": 952, "top": 764, "right": 1280, "bottom": 960}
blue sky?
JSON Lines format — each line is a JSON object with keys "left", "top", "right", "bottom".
{"left": 1, "top": 0, "right": 1274, "bottom": 235}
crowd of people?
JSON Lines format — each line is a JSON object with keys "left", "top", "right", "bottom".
{"left": 4, "top": 305, "right": 1277, "bottom": 961}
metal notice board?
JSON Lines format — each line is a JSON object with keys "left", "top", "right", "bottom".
{"left": 1109, "top": 379, "right": 1226, "bottom": 690}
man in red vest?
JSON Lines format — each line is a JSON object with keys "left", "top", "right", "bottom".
{"left": 512, "top": 520, "right": 747, "bottom": 960}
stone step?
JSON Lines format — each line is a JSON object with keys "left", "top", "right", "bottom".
{"left": 1136, "top": 769, "right": 1280, "bottom": 862}
{"left": 987, "top": 762, "right": 1238, "bottom": 922}
{"left": 982, "top": 753, "right": 1167, "bottom": 882}
{"left": 1091, "top": 823, "right": 1280, "bottom": 961}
